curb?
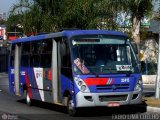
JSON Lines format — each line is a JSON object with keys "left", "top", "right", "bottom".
{"left": 147, "top": 106, "right": 160, "bottom": 113}
{"left": 136, "top": 104, "right": 160, "bottom": 113}
{"left": 135, "top": 104, "right": 160, "bottom": 113}
{"left": 143, "top": 84, "right": 155, "bottom": 86}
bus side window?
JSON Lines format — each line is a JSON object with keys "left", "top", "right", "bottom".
{"left": 41, "top": 39, "right": 52, "bottom": 54}
{"left": 60, "top": 38, "right": 72, "bottom": 78}
{"left": 30, "top": 55, "right": 40, "bottom": 67}
{"left": 40, "top": 39, "right": 52, "bottom": 68}
{"left": 31, "top": 41, "right": 41, "bottom": 54}
{"left": 21, "top": 42, "right": 30, "bottom": 67}
{"left": 10, "top": 44, "right": 15, "bottom": 67}
{"left": 22, "top": 42, "right": 30, "bottom": 54}
{"left": 30, "top": 41, "right": 41, "bottom": 67}
{"left": 60, "top": 38, "right": 71, "bottom": 68}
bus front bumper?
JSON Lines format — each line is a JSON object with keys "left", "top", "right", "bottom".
{"left": 75, "top": 91, "right": 142, "bottom": 107}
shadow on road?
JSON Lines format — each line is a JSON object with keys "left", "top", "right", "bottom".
{"left": 17, "top": 99, "right": 67, "bottom": 113}
{"left": 17, "top": 99, "right": 147, "bottom": 117}
{"left": 75, "top": 102, "right": 147, "bottom": 117}
{"left": 143, "top": 92, "right": 155, "bottom": 97}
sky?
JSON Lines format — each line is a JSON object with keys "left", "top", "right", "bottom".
{"left": 0, "top": 0, "right": 17, "bottom": 13}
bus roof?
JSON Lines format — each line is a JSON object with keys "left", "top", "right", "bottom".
{"left": 11, "top": 30, "right": 128, "bottom": 44}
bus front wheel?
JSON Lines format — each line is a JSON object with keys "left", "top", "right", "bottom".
{"left": 67, "top": 97, "right": 77, "bottom": 116}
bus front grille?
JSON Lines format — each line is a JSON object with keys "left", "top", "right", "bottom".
{"left": 96, "top": 84, "right": 130, "bottom": 91}
{"left": 99, "top": 95, "right": 128, "bottom": 102}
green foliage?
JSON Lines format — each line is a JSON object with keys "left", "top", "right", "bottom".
{"left": 6, "top": 14, "right": 23, "bottom": 32}
{"left": 141, "top": 61, "right": 157, "bottom": 75}
{"left": 0, "top": 19, "right": 6, "bottom": 25}
{"left": 7, "top": 0, "right": 153, "bottom": 35}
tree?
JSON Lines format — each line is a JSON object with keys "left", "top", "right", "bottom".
{"left": 8, "top": 0, "right": 100, "bottom": 33}
{"left": 8, "top": 0, "right": 152, "bottom": 44}
{"left": 7, "top": 0, "right": 35, "bottom": 34}
{"left": 129, "top": 0, "right": 152, "bottom": 53}
{"left": 0, "top": 19, "right": 6, "bottom": 25}
{"left": 101, "top": 0, "right": 153, "bottom": 54}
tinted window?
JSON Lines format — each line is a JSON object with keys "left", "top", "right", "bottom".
{"left": 21, "top": 42, "right": 30, "bottom": 67}
{"left": 10, "top": 44, "right": 15, "bottom": 67}
{"left": 20, "top": 39, "right": 53, "bottom": 68}
{"left": 41, "top": 40, "right": 52, "bottom": 54}
{"left": 30, "top": 55, "right": 40, "bottom": 67}
{"left": 41, "top": 54, "right": 51, "bottom": 68}
{"left": 40, "top": 39, "right": 52, "bottom": 68}
{"left": 21, "top": 55, "right": 29, "bottom": 67}
{"left": 22, "top": 42, "right": 30, "bottom": 55}
{"left": 59, "top": 38, "right": 72, "bottom": 78}
{"left": 31, "top": 41, "right": 41, "bottom": 54}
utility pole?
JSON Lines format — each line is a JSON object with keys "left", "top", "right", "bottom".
{"left": 155, "top": 33, "right": 160, "bottom": 98}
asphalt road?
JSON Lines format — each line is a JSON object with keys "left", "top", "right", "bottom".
{"left": 0, "top": 73, "right": 159, "bottom": 120}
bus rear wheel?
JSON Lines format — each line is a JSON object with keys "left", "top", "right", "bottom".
{"left": 26, "top": 91, "right": 32, "bottom": 106}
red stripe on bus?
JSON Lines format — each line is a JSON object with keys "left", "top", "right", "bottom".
{"left": 24, "top": 71, "right": 33, "bottom": 98}
{"left": 84, "top": 78, "right": 109, "bottom": 86}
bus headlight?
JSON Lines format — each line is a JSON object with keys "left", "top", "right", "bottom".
{"left": 78, "top": 81, "right": 83, "bottom": 86}
{"left": 74, "top": 77, "right": 90, "bottom": 93}
{"left": 81, "top": 85, "right": 87, "bottom": 92}
{"left": 134, "top": 78, "right": 142, "bottom": 91}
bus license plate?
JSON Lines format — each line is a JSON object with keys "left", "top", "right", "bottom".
{"left": 107, "top": 102, "right": 120, "bottom": 107}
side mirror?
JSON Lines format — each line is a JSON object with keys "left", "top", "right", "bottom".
{"left": 131, "top": 41, "right": 138, "bottom": 54}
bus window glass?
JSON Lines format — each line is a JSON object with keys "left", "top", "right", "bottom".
{"left": 41, "top": 54, "right": 51, "bottom": 68}
{"left": 41, "top": 39, "right": 52, "bottom": 54}
{"left": 21, "top": 55, "right": 29, "bottom": 67}
{"left": 60, "top": 39, "right": 71, "bottom": 68}
{"left": 10, "top": 44, "right": 15, "bottom": 67}
{"left": 59, "top": 37, "right": 72, "bottom": 78}
{"left": 31, "top": 41, "right": 41, "bottom": 54}
{"left": 71, "top": 35, "right": 139, "bottom": 75}
{"left": 21, "top": 42, "right": 30, "bottom": 67}
{"left": 30, "top": 41, "right": 41, "bottom": 67}
{"left": 30, "top": 55, "right": 40, "bottom": 67}
{"left": 22, "top": 42, "right": 30, "bottom": 54}
{"left": 11, "top": 44, "right": 15, "bottom": 56}
{"left": 40, "top": 39, "right": 52, "bottom": 68}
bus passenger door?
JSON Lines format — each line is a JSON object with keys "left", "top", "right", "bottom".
{"left": 51, "top": 38, "right": 72, "bottom": 104}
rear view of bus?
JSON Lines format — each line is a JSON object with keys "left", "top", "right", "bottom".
{"left": 69, "top": 31, "right": 142, "bottom": 114}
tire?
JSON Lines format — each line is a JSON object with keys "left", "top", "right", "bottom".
{"left": 67, "top": 97, "right": 77, "bottom": 116}
{"left": 26, "top": 91, "right": 32, "bottom": 106}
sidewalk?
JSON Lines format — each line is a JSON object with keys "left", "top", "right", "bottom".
{"left": 147, "top": 106, "right": 160, "bottom": 113}
{"left": 0, "top": 73, "right": 8, "bottom": 77}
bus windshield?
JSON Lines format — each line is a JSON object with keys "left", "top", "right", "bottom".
{"left": 71, "top": 35, "right": 139, "bottom": 75}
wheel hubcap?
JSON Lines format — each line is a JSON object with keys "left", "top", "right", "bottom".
{"left": 26, "top": 93, "right": 30, "bottom": 104}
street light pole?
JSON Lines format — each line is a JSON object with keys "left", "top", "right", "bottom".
{"left": 155, "top": 33, "right": 160, "bottom": 98}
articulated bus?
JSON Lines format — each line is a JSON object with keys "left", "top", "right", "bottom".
{"left": 8, "top": 30, "right": 142, "bottom": 116}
